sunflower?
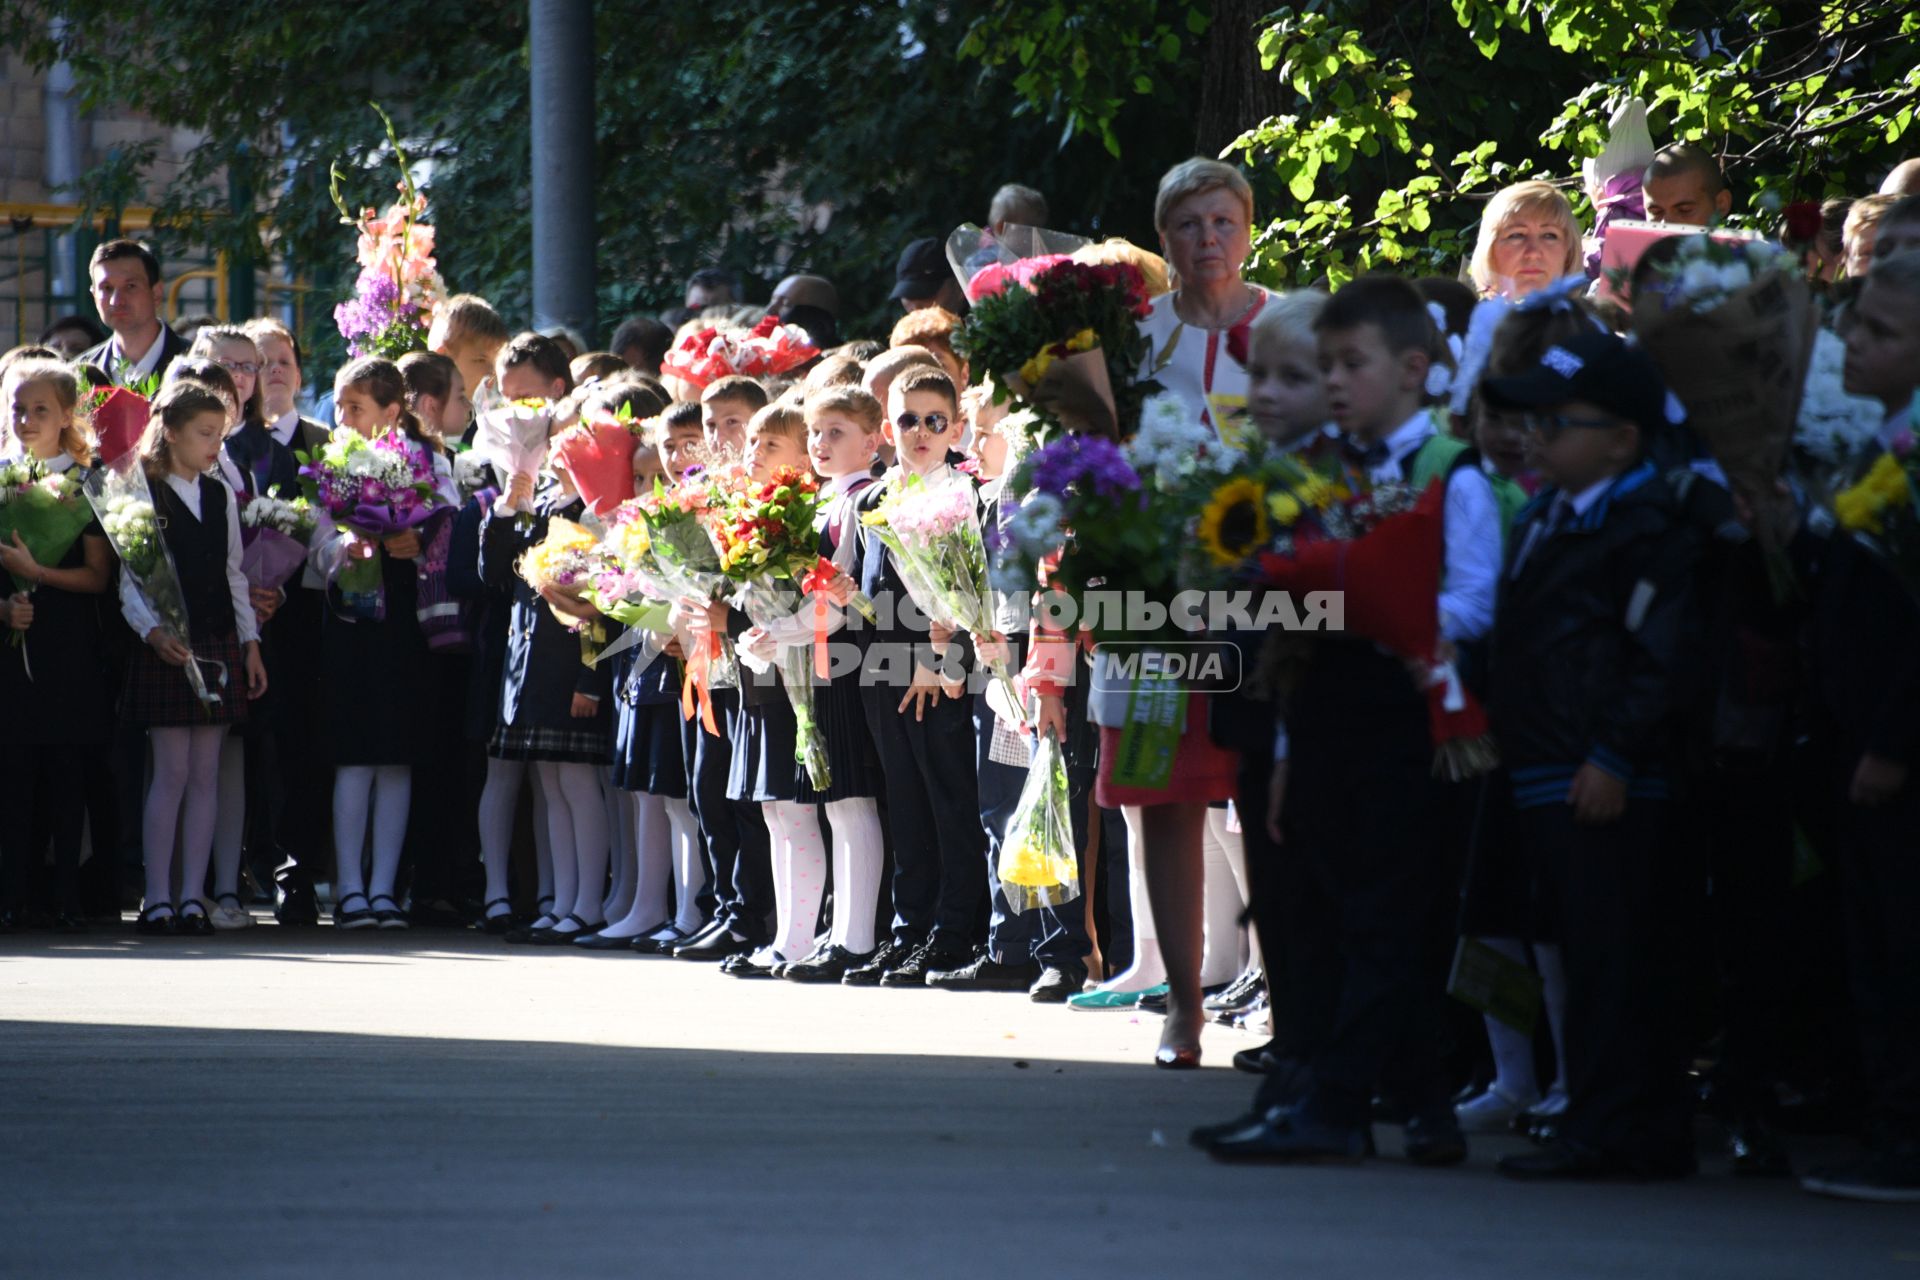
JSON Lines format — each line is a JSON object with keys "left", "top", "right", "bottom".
{"left": 1197, "top": 477, "right": 1270, "bottom": 566}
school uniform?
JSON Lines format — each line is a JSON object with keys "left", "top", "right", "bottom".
{"left": 121, "top": 472, "right": 257, "bottom": 727}
{"left": 480, "top": 491, "right": 612, "bottom": 763}
{"left": 681, "top": 682, "right": 772, "bottom": 945}
{"left": 1490, "top": 461, "right": 1701, "bottom": 1167}
{"left": 612, "top": 646, "right": 685, "bottom": 799}
{"left": 0, "top": 456, "right": 111, "bottom": 919}
{"left": 314, "top": 512, "right": 429, "bottom": 769}
{"left": 851, "top": 465, "right": 987, "bottom": 953}
{"left": 266, "top": 410, "right": 333, "bottom": 458}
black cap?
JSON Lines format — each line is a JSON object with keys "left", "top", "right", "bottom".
{"left": 890, "top": 238, "right": 949, "bottom": 301}
{"left": 1480, "top": 330, "right": 1669, "bottom": 434}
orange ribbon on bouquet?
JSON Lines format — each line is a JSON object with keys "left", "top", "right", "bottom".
{"left": 680, "top": 632, "right": 721, "bottom": 735}
{"left": 799, "top": 555, "right": 841, "bottom": 681}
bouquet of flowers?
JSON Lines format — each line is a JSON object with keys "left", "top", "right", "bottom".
{"left": 955, "top": 257, "right": 1153, "bottom": 440}
{"left": 471, "top": 398, "right": 556, "bottom": 522}
{"left": 997, "top": 728, "right": 1080, "bottom": 913}
{"left": 661, "top": 314, "right": 820, "bottom": 391}
{"left": 297, "top": 428, "right": 446, "bottom": 618}
{"left": 1834, "top": 427, "right": 1920, "bottom": 597}
{"left": 861, "top": 471, "right": 1015, "bottom": 709}
{"left": 1794, "top": 327, "right": 1885, "bottom": 490}
{"left": 586, "top": 499, "right": 675, "bottom": 630}
{"left": 0, "top": 459, "right": 92, "bottom": 595}
{"left": 237, "top": 494, "right": 319, "bottom": 594}
{"left": 517, "top": 516, "right": 605, "bottom": 622}
{"left": 635, "top": 470, "right": 739, "bottom": 728}
{"left": 82, "top": 383, "right": 151, "bottom": 467}
{"left": 1632, "top": 233, "right": 1817, "bottom": 550}
{"left": 85, "top": 460, "right": 222, "bottom": 707}
{"left": 551, "top": 411, "right": 640, "bottom": 518}
{"left": 330, "top": 106, "right": 446, "bottom": 359}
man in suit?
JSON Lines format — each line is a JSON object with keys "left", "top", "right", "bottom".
{"left": 77, "top": 240, "right": 190, "bottom": 387}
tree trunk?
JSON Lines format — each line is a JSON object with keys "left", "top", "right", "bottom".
{"left": 1194, "top": 0, "right": 1287, "bottom": 159}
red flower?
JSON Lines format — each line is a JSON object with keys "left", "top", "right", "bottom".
{"left": 1783, "top": 201, "right": 1823, "bottom": 246}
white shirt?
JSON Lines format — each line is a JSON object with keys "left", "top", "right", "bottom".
{"left": 268, "top": 410, "right": 303, "bottom": 450}
{"left": 1138, "top": 287, "right": 1271, "bottom": 443}
{"left": 103, "top": 325, "right": 168, "bottom": 385}
{"left": 1370, "top": 411, "right": 1501, "bottom": 644}
{"left": 118, "top": 471, "right": 260, "bottom": 646}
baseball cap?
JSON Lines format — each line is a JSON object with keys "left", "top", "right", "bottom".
{"left": 1480, "top": 329, "right": 1670, "bottom": 434}
{"left": 890, "top": 238, "right": 950, "bottom": 301}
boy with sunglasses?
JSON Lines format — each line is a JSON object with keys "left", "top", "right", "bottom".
{"left": 1481, "top": 329, "right": 1703, "bottom": 1181}
{"left": 844, "top": 366, "right": 988, "bottom": 986}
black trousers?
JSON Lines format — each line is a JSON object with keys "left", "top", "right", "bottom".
{"left": 1270, "top": 709, "right": 1449, "bottom": 1127}
{"left": 272, "top": 586, "right": 332, "bottom": 889}
{"left": 405, "top": 652, "right": 484, "bottom": 905}
{"left": 861, "top": 677, "right": 985, "bottom": 949}
{"left": 1834, "top": 770, "right": 1920, "bottom": 1145}
{"left": 1, "top": 743, "right": 87, "bottom": 914}
{"left": 681, "top": 688, "right": 771, "bottom": 943}
{"left": 1517, "top": 796, "right": 1694, "bottom": 1159}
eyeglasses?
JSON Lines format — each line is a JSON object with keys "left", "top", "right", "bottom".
{"left": 893, "top": 411, "right": 950, "bottom": 435}
{"left": 217, "top": 359, "right": 260, "bottom": 377}
{"left": 1520, "top": 411, "right": 1620, "bottom": 440}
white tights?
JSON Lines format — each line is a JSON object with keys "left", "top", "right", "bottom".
{"left": 595, "top": 792, "right": 707, "bottom": 938}
{"left": 144, "top": 726, "right": 225, "bottom": 912}
{"left": 536, "top": 761, "right": 608, "bottom": 931}
{"left": 824, "top": 798, "right": 883, "bottom": 955}
{"left": 1201, "top": 807, "right": 1250, "bottom": 988}
{"left": 765, "top": 800, "right": 827, "bottom": 963}
{"left": 477, "top": 759, "right": 556, "bottom": 921}
{"left": 212, "top": 737, "right": 246, "bottom": 902}
{"left": 603, "top": 779, "right": 634, "bottom": 924}
{"left": 1094, "top": 808, "right": 1165, "bottom": 993}
{"left": 333, "top": 765, "right": 412, "bottom": 904}
{"left": 1477, "top": 938, "right": 1572, "bottom": 1101}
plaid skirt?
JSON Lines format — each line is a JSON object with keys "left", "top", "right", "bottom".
{"left": 124, "top": 631, "right": 248, "bottom": 728}
{"left": 489, "top": 722, "right": 610, "bottom": 765}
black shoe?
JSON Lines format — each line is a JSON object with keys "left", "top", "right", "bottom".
{"left": 1206, "top": 1108, "right": 1370, "bottom": 1165}
{"left": 784, "top": 944, "right": 871, "bottom": 983}
{"left": 720, "top": 950, "right": 776, "bottom": 977}
{"left": 502, "top": 913, "right": 559, "bottom": 945}
{"left": 274, "top": 881, "right": 320, "bottom": 928}
{"left": 573, "top": 929, "right": 642, "bottom": 951}
{"left": 530, "top": 914, "right": 603, "bottom": 946}
{"left": 1403, "top": 1108, "right": 1468, "bottom": 1167}
{"left": 630, "top": 925, "right": 688, "bottom": 955}
{"left": 369, "top": 895, "right": 410, "bottom": 931}
{"left": 1140, "top": 980, "right": 1228, "bottom": 1015}
{"left": 1029, "top": 965, "right": 1087, "bottom": 1003}
{"left": 926, "top": 951, "right": 1040, "bottom": 992}
{"left": 1204, "top": 969, "right": 1267, "bottom": 1017}
{"left": 176, "top": 900, "right": 215, "bottom": 937}
{"left": 1232, "top": 1039, "right": 1291, "bottom": 1076}
{"left": 334, "top": 892, "right": 378, "bottom": 930}
{"left": 1190, "top": 1107, "right": 1278, "bottom": 1150}
{"left": 1498, "top": 1139, "right": 1695, "bottom": 1182}
{"left": 843, "top": 938, "right": 919, "bottom": 987}
{"left": 673, "top": 923, "right": 750, "bottom": 961}
{"left": 135, "top": 903, "right": 177, "bottom": 936}
{"left": 880, "top": 940, "right": 968, "bottom": 988}
{"left": 476, "top": 899, "right": 515, "bottom": 935}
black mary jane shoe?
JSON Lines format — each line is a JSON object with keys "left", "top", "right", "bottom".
{"left": 477, "top": 899, "right": 515, "bottom": 935}
{"left": 629, "top": 926, "right": 686, "bottom": 955}
{"left": 175, "top": 900, "right": 215, "bottom": 937}
{"left": 135, "top": 903, "right": 177, "bottom": 936}
{"left": 529, "top": 913, "right": 602, "bottom": 946}
{"left": 369, "top": 895, "right": 410, "bottom": 931}
{"left": 334, "top": 892, "right": 379, "bottom": 930}
{"left": 573, "top": 929, "right": 641, "bottom": 951}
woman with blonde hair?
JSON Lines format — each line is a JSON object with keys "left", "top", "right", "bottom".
{"left": 1469, "top": 181, "right": 1585, "bottom": 300}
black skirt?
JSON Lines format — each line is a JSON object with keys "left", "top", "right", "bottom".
{"left": 727, "top": 670, "right": 880, "bottom": 804}
{"left": 321, "top": 551, "right": 430, "bottom": 765}
{"left": 1, "top": 536, "right": 112, "bottom": 744}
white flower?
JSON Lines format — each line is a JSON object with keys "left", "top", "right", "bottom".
{"left": 1128, "top": 391, "right": 1236, "bottom": 480}
{"left": 1006, "top": 492, "right": 1064, "bottom": 555}
{"left": 1796, "top": 328, "right": 1884, "bottom": 468}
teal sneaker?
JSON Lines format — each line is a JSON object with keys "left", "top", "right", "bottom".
{"left": 1066, "top": 982, "right": 1169, "bottom": 1012}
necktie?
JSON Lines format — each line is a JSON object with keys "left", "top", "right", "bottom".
{"left": 1342, "top": 437, "right": 1389, "bottom": 470}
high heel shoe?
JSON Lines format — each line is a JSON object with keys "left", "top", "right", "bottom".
{"left": 1154, "top": 1043, "right": 1202, "bottom": 1070}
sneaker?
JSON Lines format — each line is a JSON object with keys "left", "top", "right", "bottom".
{"left": 1067, "top": 982, "right": 1169, "bottom": 1012}
{"left": 1204, "top": 968, "right": 1267, "bottom": 1017}
{"left": 1029, "top": 965, "right": 1088, "bottom": 1003}
{"left": 208, "top": 894, "right": 254, "bottom": 932}
{"left": 1455, "top": 1084, "right": 1539, "bottom": 1134}
{"left": 1801, "top": 1151, "right": 1920, "bottom": 1203}
{"left": 843, "top": 938, "right": 919, "bottom": 987}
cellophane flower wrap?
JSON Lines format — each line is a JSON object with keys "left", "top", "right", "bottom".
{"left": 297, "top": 428, "right": 446, "bottom": 617}
{"left": 861, "top": 469, "right": 1017, "bottom": 710}
{"left": 1834, "top": 427, "right": 1920, "bottom": 597}
{"left": 588, "top": 498, "right": 675, "bottom": 630}
{"left": 83, "top": 385, "right": 150, "bottom": 467}
{"left": 661, "top": 315, "right": 820, "bottom": 391}
{"left": 997, "top": 727, "right": 1080, "bottom": 913}
{"left": 238, "top": 493, "right": 319, "bottom": 594}
{"left": 955, "top": 257, "right": 1153, "bottom": 440}
{"left": 1632, "top": 233, "right": 1816, "bottom": 551}
{"left": 472, "top": 398, "right": 555, "bottom": 525}
{"left": 0, "top": 459, "right": 92, "bottom": 594}
{"left": 711, "top": 465, "right": 836, "bottom": 791}
{"left": 84, "top": 459, "right": 222, "bottom": 707}
{"left": 639, "top": 469, "right": 737, "bottom": 724}
{"left": 551, "top": 411, "right": 640, "bottom": 518}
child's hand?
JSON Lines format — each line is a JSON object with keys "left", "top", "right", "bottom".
{"left": 506, "top": 472, "right": 536, "bottom": 510}
{"left": 147, "top": 627, "right": 191, "bottom": 667}
{"left": 677, "top": 598, "right": 728, "bottom": 636}
{"left": 1567, "top": 763, "right": 1627, "bottom": 825}
{"left": 898, "top": 664, "right": 945, "bottom": 721}
{"left": 243, "top": 641, "right": 268, "bottom": 700}
{"left": 662, "top": 635, "right": 686, "bottom": 660}
{"left": 1266, "top": 759, "right": 1289, "bottom": 845}
{"left": 538, "top": 583, "right": 598, "bottom": 621}
{"left": 250, "top": 586, "right": 282, "bottom": 626}
{"left": 0, "top": 532, "right": 39, "bottom": 580}
{"left": 382, "top": 530, "right": 422, "bottom": 561}
{"left": 5, "top": 592, "right": 33, "bottom": 632}
{"left": 570, "top": 692, "right": 599, "bottom": 719}
{"left": 1850, "top": 752, "right": 1909, "bottom": 807}
{"left": 972, "top": 631, "right": 1010, "bottom": 671}
{"left": 821, "top": 570, "right": 855, "bottom": 607}
{"left": 739, "top": 626, "right": 776, "bottom": 663}
{"left": 345, "top": 532, "right": 378, "bottom": 562}
{"left": 929, "top": 620, "right": 957, "bottom": 652}
{"left": 1031, "top": 691, "right": 1068, "bottom": 743}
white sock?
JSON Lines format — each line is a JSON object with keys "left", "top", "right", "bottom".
{"left": 1535, "top": 941, "right": 1571, "bottom": 1097}
{"left": 1477, "top": 937, "right": 1540, "bottom": 1100}
{"left": 601, "top": 791, "right": 671, "bottom": 938}
{"left": 824, "top": 797, "right": 883, "bottom": 954}
{"left": 211, "top": 737, "right": 245, "bottom": 899}
{"left": 539, "top": 762, "right": 608, "bottom": 928}
{"left": 1096, "top": 807, "right": 1166, "bottom": 993}
{"left": 477, "top": 757, "right": 524, "bottom": 915}
{"left": 332, "top": 765, "right": 375, "bottom": 901}
{"left": 766, "top": 799, "right": 827, "bottom": 962}
{"left": 1200, "top": 807, "right": 1247, "bottom": 987}
{"left": 602, "top": 778, "right": 635, "bottom": 924}
{"left": 365, "top": 765, "right": 411, "bottom": 902}
{"left": 663, "top": 796, "right": 705, "bottom": 934}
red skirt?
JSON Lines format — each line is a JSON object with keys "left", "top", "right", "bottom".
{"left": 124, "top": 632, "right": 248, "bottom": 728}
{"left": 1095, "top": 690, "right": 1238, "bottom": 808}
